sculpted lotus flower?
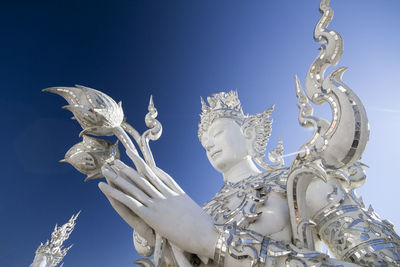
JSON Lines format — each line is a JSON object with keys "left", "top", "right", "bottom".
{"left": 43, "top": 85, "right": 124, "bottom": 137}
{"left": 61, "top": 135, "right": 120, "bottom": 181}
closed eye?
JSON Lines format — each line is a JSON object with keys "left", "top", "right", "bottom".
{"left": 213, "top": 130, "right": 223, "bottom": 137}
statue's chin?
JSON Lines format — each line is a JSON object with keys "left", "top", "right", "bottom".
{"left": 210, "top": 156, "right": 253, "bottom": 177}
{"left": 210, "top": 159, "right": 228, "bottom": 174}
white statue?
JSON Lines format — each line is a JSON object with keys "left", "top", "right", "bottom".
{"left": 30, "top": 212, "right": 79, "bottom": 267}
{"left": 44, "top": 0, "right": 400, "bottom": 266}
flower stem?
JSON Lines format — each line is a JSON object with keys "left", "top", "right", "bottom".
{"left": 113, "top": 126, "right": 139, "bottom": 156}
{"left": 121, "top": 122, "right": 142, "bottom": 146}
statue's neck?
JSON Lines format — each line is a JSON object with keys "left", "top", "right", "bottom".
{"left": 223, "top": 156, "right": 261, "bottom": 184}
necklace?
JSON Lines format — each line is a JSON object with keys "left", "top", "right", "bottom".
{"left": 203, "top": 168, "right": 289, "bottom": 228}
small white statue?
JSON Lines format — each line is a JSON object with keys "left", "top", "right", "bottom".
{"left": 45, "top": 0, "right": 400, "bottom": 266}
{"left": 30, "top": 213, "right": 79, "bottom": 267}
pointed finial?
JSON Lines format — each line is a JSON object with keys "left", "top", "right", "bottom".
{"left": 149, "top": 95, "right": 154, "bottom": 106}
{"left": 368, "top": 205, "right": 374, "bottom": 213}
{"left": 74, "top": 211, "right": 81, "bottom": 219}
{"left": 295, "top": 74, "right": 302, "bottom": 94}
{"left": 200, "top": 96, "right": 207, "bottom": 109}
{"left": 148, "top": 95, "right": 156, "bottom": 114}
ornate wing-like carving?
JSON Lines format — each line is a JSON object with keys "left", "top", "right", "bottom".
{"left": 295, "top": 0, "right": 369, "bottom": 168}
{"left": 287, "top": 0, "right": 370, "bottom": 251}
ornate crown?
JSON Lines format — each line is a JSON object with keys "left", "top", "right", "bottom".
{"left": 198, "top": 91, "right": 246, "bottom": 139}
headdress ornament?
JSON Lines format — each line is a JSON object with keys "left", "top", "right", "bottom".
{"left": 198, "top": 91, "right": 245, "bottom": 139}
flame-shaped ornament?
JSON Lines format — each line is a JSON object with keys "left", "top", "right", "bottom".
{"left": 43, "top": 85, "right": 124, "bottom": 137}
{"left": 61, "top": 135, "right": 120, "bottom": 181}
{"left": 287, "top": 0, "right": 370, "bottom": 251}
{"left": 294, "top": 0, "right": 369, "bottom": 169}
{"left": 267, "top": 136, "right": 284, "bottom": 167}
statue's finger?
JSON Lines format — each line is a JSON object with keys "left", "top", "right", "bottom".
{"left": 109, "top": 164, "right": 136, "bottom": 187}
{"left": 102, "top": 189, "right": 155, "bottom": 244}
{"left": 104, "top": 170, "right": 124, "bottom": 190}
{"left": 125, "top": 149, "right": 175, "bottom": 196}
{"left": 123, "top": 149, "right": 181, "bottom": 194}
{"left": 98, "top": 182, "right": 150, "bottom": 221}
{"left": 104, "top": 189, "right": 141, "bottom": 225}
{"left": 153, "top": 166, "right": 185, "bottom": 194}
{"left": 102, "top": 165, "right": 153, "bottom": 206}
{"left": 114, "top": 159, "right": 171, "bottom": 198}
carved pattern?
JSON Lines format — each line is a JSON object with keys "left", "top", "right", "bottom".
{"left": 207, "top": 171, "right": 336, "bottom": 267}
{"left": 203, "top": 170, "right": 288, "bottom": 229}
{"left": 313, "top": 189, "right": 400, "bottom": 266}
{"left": 213, "top": 221, "right": 331, "bottom": 267}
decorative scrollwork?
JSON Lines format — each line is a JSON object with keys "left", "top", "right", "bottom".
{"left": 313, "top": 189, "right": 400, "bottom": 266}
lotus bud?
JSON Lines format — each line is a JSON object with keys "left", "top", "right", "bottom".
{"left": 61, "top": 135, "right": 120, "bottom": 181}
{"left": 43, "top": 85, "right": 124, "bottom": 137}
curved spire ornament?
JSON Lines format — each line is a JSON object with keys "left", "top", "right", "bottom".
{"left": 294, "top": 0, "right": 369, "bottom": 169}
{"left": 287, "top": 0, "right": 371, "bottom": 251}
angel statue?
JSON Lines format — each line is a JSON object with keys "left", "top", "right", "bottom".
{"left": 45, "top": 0, "right": 400, "bottom": 266}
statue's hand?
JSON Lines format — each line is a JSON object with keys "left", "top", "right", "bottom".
{"left": 99, "top": 148, "right": 217, "bottom": 259}
{"left": 101, "top": 173, "right": 156, "bottom": 248}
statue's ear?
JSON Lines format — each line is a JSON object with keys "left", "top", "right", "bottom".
{"left": 242, "top": 126, "right": 255, "bottom": 140}
{"left": 241, "top": 105, "right": 274, "bottom": 159}
{"left": 242, "top": 126, "right": 256, "bottom": 156}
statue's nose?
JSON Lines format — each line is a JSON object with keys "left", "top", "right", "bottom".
{"left": 204, "top": 139, "right": 215, "bottom": 151}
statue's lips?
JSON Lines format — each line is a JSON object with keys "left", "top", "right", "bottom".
{"left": 211, "top": 149, "right": 222, "bottom": 159}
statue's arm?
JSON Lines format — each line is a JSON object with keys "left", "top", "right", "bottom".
{"left": 307, "top": 178, "right": 400, "bottom": 266}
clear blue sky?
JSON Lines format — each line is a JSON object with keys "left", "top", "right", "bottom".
{"left": 1, "top": 0, "right": 400, "bottom": 266}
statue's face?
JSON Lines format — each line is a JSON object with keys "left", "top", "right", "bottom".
{"left": 200, "top": 118, "right": 250, "bottom": 173}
